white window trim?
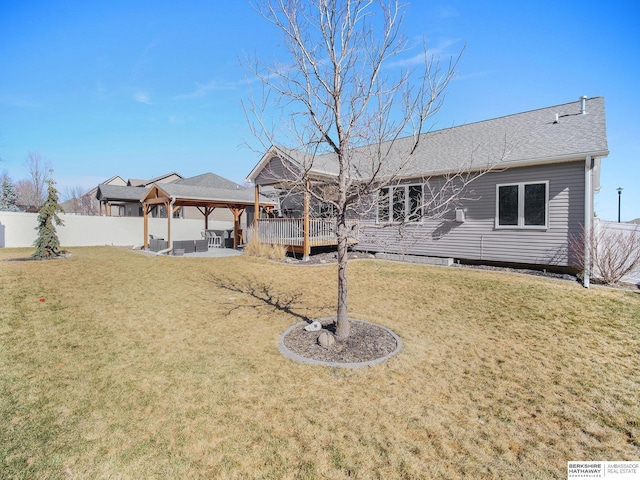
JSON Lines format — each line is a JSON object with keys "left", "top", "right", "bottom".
{"left": 377, "top": 183, "right": 424, "bottom": 224}
{"left": 495, "top": 181, "right": 549, "bottom": 229}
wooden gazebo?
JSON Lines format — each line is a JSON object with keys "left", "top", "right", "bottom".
{"left": 141, "top": 183, "right": 276, "bottom": 250}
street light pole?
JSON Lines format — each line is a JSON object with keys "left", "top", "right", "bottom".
{"left": 617, "top": 187, "right": 623, "bottom": 223}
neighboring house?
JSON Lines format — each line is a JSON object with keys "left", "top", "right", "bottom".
{"left": 95, "top": 172, "right": 183, "bottom": 217}
{"left": 246, "top": 97, "right": 608, "bottom": 281}
{"left": 60, "top": 175, "right": 126, "bottom": 215}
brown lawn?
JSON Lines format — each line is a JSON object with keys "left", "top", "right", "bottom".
{"left": 1, "top": 246, "right": 638, "bottom": 479}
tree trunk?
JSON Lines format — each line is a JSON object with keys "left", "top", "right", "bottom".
{"left": 335, "top": 215, "right": 350, "bottom": 339}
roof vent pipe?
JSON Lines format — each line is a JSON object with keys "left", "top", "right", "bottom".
{"left": 580, "top": 96, "right": 587, "bottom": 115}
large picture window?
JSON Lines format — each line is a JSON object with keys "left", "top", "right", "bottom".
{"left": 496, "top": 181, "right": 548, "bottom": 228}
{"left": 378, "top": 184, "right": 423, "bottom": 223}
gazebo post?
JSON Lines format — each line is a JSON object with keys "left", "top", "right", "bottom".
{"left": 230, "top": 207, "right": 245, "bottom": 248}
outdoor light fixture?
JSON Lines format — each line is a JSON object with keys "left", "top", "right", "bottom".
{"left": 617, "top": 187, "right": 623, "bottom": 223}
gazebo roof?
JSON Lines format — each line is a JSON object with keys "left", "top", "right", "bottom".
{"left": 142, "top": 182, "right": 275, "bottom": 207}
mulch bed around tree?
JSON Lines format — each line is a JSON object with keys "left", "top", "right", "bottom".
{"left": 281, "top": 318, "right": 400, "bottom": 365}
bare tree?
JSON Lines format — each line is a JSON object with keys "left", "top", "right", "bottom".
{"left": 245, "top": 0, "right": 494, "bottom": 339}
{"left": 15, "top": 180, "right": 37, "bottom": 211}
{"left": 62, "top": 185, "right": 99, "bottom": 215}
{"left": 20, "top": 151, "right": 51, "bottom": 209}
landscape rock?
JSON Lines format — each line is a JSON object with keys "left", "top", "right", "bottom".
{"left": 304, "top": 321, "right": 322, "bottom": 332}
{"left": 317, "top": 330, "right": 336, "bottom": 349}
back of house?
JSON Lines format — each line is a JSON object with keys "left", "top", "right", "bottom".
{"left": 354, "top": 96, "right": 608, "bottom": 271}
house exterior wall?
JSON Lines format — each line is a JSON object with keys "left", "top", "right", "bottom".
{"left": 113, "top": 204, "right": 234, "bottom": 222}
{"left": 153, "top": 173, "right": 182, "bottom": 184}
{"left": 354, "top": 161, "right": 586, "bottom": 268}
{"left": 182, "top": 206, "right": 234, "bottom": 221}
{"left": 254, "top": 157, "right": 300, "bottom": 185}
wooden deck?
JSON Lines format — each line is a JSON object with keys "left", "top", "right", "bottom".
{"left": 247, "top": 218, "right": 358, "bottom": 253}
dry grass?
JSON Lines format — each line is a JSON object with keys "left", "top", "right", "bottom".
{"left": 244, "top": 240, "right": 288, "bottom": 261}
{"left": 1, "top": 246, "right": 639, "bottom": 479}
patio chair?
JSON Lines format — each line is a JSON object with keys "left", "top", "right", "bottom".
{"left": 205, "top": 230, "right": 222, "bottom": 249}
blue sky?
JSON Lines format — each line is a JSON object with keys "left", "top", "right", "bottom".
{"left": 1, "top": 0, "right": 638, "bottom": 221}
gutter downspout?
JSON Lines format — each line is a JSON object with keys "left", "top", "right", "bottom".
{"left": 583, "top": 156, "right": 592, "bottom": 288}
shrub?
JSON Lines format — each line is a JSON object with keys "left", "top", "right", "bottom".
{"left": 33, "top": 174, "right": 65, "bottom": 259}
{"left": 572, "top": 222, "right": 640, "bottom": 285}
{"left": 244, "top": 239, "right": 288, "bottom": 260}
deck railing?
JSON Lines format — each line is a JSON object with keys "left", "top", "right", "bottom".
{"left": 247, "top": 218, "right": 358, "bottom": 247}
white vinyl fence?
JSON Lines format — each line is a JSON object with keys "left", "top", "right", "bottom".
{"left": 0, "top": 211, "right": 234, "bottom": 249}
{"left": 594, "top": 220, "right": 640, "bottom": 286}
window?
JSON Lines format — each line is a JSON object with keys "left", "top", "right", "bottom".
{"left": 378, "top": 184, "right": 423, "bottom": 223}
{"left": 319, "top": 202, "right": 336, "bottom": 218}
{"left": 496, "top": 181, "right": 548, "bottom": 228}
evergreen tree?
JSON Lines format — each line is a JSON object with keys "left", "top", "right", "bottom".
{"left": 0, "top": 178, "right": 20, "bottom": 211}
{"left": 33, "top": 172, "right": 64, "bottom": 258}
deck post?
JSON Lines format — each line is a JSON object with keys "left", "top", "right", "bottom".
{"left": 303, "top": 178, "right": 310, "bottom": 261}
{"left": 254, "top": 184, "right": 260, "bottom": 243}
{"left": 143, "top": 203, "right": 149, "bottom": 249}
{"left": 166, "top": 200, "right": 171, "bottom": 249}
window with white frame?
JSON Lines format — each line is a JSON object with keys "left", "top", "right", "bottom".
{"left": 496, "top": 181, "right": 548, "bottom": 228}
{"left": 378, "top": 184, "right": 423, "bottom": 223}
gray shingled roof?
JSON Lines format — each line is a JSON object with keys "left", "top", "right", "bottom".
{"left": 96, "top": 172, "right": 263, "bottom": 204}
{"left": 96, "top": 184, "right": 148, "bottom": 202}
{"left": 174, "top": 172, "right": 244, "bottom": 190}
{"left": 253, "top": 97, "right": 608, "bottom": 181}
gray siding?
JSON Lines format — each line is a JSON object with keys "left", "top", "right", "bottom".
{"left": 255, "top": 157, "right": 300, "bottom": 186}
{"left": 355, "top": 161, "right": 586, "bottom": 268}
